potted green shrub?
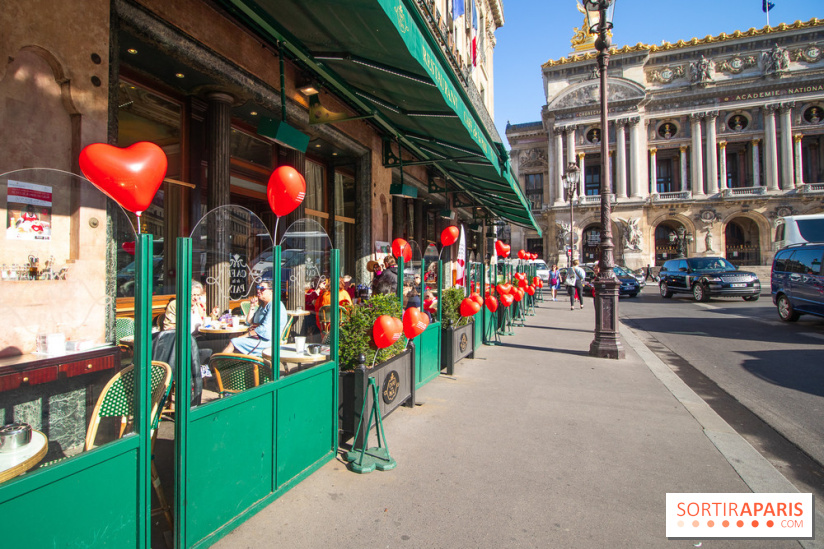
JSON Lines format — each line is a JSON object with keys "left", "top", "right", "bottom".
{"left": 440, "top": 287, "right": 476, "bottom": 375}
{"left": 338, "top": 293, "right": 415, "bottom": 448}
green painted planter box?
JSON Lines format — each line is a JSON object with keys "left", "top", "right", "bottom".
{"left": 339, "top": 347, "right": 415, "bottom": 449}
{"left": 441, "top": 321, "right": 475, "bottom": 375}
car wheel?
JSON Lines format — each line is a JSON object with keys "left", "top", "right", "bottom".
{"left": 693, "top": 283, "right": 709, "bottom": 302}
{"left": 629, "top": 292, "right": 638, "bottom": 298}
{"left": 776, "top": 294, "right": 800, "bottom": 322}
{"left": 743, "top": 295, "right": 760, "bottom": 302}
{"left": 659, "top": 282, "right": 673, "bottom": 299}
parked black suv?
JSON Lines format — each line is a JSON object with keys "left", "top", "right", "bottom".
{"left": 658, "top": 257, "right": 761, "bottom": 302}
{"left": 771, "top": 243, "right": 824, "bottom": 322}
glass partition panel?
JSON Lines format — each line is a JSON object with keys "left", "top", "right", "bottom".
{"left": 190, "top": 205, "right": 273, "bottom": 403}
{"left": 422, "top": 243, "right": 439, "bottom": 322}
{"left": 403, "top": 241, "right": 423, "bottom": 310}
{"left": 0, "top": 168, "right": 147, "bottom": 481}
{"left": 280, "top": 219, "right": 333, "bottom": 373}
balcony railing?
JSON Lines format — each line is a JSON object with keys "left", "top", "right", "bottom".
{"left": 651, "top": 191, "right": 691, "bottom": 202}
{"left": 799, "top": 182, "right": 824, "bottom": 194}
{"left": 579, "top": 194, "right": 616, "bottom": 205}
{"left": 722, "top": 186, "right": 767, "bottom": 197}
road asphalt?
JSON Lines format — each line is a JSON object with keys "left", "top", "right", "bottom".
{"left": 215, "top": 292, "right": 822, "bottom": 549}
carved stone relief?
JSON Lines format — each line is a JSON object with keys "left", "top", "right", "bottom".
{"left": 519, "top": 148, "right": 547, "bottom": 169}
{"left": 716, "top": 55, "right": 757, "bottom": 74}
{"left": 550, "top": 81, "right": 645, "bottom": 110}
{"left": 647, "top": 65, "right": 686, "bottom": 84}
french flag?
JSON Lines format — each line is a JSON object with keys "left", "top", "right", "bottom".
{"left": 471, "top": 0, "right": 478, "bottom": 66}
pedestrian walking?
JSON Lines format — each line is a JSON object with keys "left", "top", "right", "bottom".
{"left": 565, "top": 259, "right": 586, "bottom": 310}
{"left": 644, "top": 263, "right": 654, "bottom": 282}
{"left": 549, "top": 264, "right": 561, "bottom": 301}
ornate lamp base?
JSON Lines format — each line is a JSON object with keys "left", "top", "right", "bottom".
{"left": 589, "top": 278, "right": 625, "bottom": 359}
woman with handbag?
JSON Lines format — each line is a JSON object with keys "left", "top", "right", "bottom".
{"left": 566, "top": 259, "right": 586, "bottom": 310}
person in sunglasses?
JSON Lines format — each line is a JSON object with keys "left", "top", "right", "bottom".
{"left": 222, "top": 280, "right": 287, "bottom": 356}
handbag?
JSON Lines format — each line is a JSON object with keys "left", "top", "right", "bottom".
{"left": 564, "top": 272, "right": 576, "bottom": 286}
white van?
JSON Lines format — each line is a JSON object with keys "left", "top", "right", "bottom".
{"left": 774, "top": 214, "right": 824, "bottom": 250}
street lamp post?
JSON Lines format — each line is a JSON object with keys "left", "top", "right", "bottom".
{"left": 562, "top": 163, "right": 581, "bottom": 270}
{"left": 584, "top": 0, "right": 625, "bottom": 359}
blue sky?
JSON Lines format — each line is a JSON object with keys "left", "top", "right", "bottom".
{"left": 493, "top": 1, "right": 823, "bottom": 148}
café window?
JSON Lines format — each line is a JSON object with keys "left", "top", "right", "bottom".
{"left": 524, "top": 173, "right": 543, "bottom": 210}
{"left": 334, "top": 170, "right": 356, "bottom": 276}
{"left": 304, "top": 160, "right": 327, "bottom": 231}
{"left": 116, "top": 80, "right": 183, "bottom": 297}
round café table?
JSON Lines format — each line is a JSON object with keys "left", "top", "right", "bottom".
{"left": 0, "top": 431, "right": 48, "bottom": 483}
{"left": 197, "top": 324, "right": 249, "bottom": 335}
{"left": 262, "top": 344, "right": 329, "bottom": 374}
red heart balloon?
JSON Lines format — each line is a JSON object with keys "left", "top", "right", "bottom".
{"left": 441, "top": 226, "right": 459, "bottom": 247}
{"left": 518, "top": 279, "right": 527, "bottom": 289}
{"left": 515, "top": 273, "right": 526, "bottom": 281}
{"left": 122, "top": 241, "right": 136, "bottom": 256}
{"left": 79, "top": 142, "right": 167, "bottom": 215}
{"left": 526, "top": 285, "right": 535, "bottom": 296}
{"left": 392, "top": 238, "right": 412, "bottom": 263}
{"left": 533, "top": 276, "right": 541, "bottom": 286}
{"left": 501, "top": 294, "right": 514, "bottom": 307}
{"left": 267, "top": 166, "right": 306, "bottom": 217}
{"left": 512, "top": 289, "right": 523, "bottom": 302}
{"left": 403, "top": 307, "right": 429, "bottom": 339}
{"left": 503, "top": 244, "right": 511, "bottom": 258}
{"left": 497, "top": 283, "right": 512, "bottom": 295}
{"left": 538, "top": 279, "right": 544, "bottom": 288}
{"left": 373, "top": 315, "right": 403, "bottom": 349}
{"left": 460, "top": 297, "right": 482, "bottom": 317}
{"left": 495, "top": 240, "right": 509, "bottom": 258}
{"left": 470, "top": 293, "right": 483, "bottom": 307}
{"left": 517, "top": 249, "right": 526, "bottom": 259}
{"left": 485, "top": 296, "right": 498, "bottom": 313}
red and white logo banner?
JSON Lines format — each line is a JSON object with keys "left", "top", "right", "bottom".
{"left": 666, "top": 493, "right": 813, "bottom": 539}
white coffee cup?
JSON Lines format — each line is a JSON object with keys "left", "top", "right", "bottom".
{"left": 294, "top": 336, "right": 306, "bottom": 354}
{"left": 232, "top": 316, "right": 239, "bottom": 327}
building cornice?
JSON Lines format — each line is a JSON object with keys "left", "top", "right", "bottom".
{"left": 542, "top": 18, "right": 823, "bottom": 69}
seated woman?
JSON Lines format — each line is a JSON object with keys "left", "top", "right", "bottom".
{"left": 314, "top": 277, "right": 354, "bottom": 330}
{"left": 163, "top": 280, "right": 208, "bottom": 333}
{"left": 222, "top": 280, "right": 287, "bottom": 357}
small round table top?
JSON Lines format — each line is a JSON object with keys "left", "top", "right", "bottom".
{"left": 198, "top": 324, "right": 248, "bottom": 335}
{"left": 286, "top": 309, "right": 312, "bottom": 317}
{"left": 262, "top": 345, "right": 329, "bottom": 365}
{"left": 0, "top": 431, "right": 48, "bottom": 483}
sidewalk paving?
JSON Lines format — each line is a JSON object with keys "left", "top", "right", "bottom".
{"left": 216, "top": 295, "right": 820, "bottom": 549}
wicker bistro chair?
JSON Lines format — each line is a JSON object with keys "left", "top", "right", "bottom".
{"left": 83, "top": 361, "right": 174, "bottom": 528}
{"left": 240, "top": 300, "right": 252, "bottom": 318}
{"left": 208, "top": 353, "right": 273, "bottom": 398}
{"left": 115, "top": 317, "right": 136, "bottom": 363}
{"left": 318, "top": 303, "right": 352, "bottom": 344}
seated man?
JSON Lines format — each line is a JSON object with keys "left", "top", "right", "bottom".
{"left": 222, "top": 280, "right": 287, "bottom": 357}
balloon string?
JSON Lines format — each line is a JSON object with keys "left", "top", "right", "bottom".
{"left": 136, "top": 214, "right": 141, "bottom": 235}
{"left": 274, "top": 217, "right": 280, "bottom": 246}
{"left": 372, "top": 350, "right": 379, "bottom": 369}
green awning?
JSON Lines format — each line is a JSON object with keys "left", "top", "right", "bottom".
{"left": 217, "top": 0, "right": 540, "bottom": 234}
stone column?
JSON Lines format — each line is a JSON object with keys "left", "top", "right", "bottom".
{"left": 705, "top": 112, "right": 719, "bottom": 194}
{"left": 553, "top": 127, "right": 565, "bottom": 205}
{"left": 566, "top": 126, "right": 577, "bottom": 173}
{"left": 794, "top": 134, "right": 804, "bottom": 187}
{"left": 752, "top": 139, "right": 762, "bottom": 187}
{"left": 690, "top": 113, "right": 705, "bottom": 196}
{"left": 577, "top": 152, "right": 586, "bottom": 197}
{"left": 629, "top": 117, "right": 645, "bottom": 198}
{"left": 764, "top": 105, "right": 780, "bottom": 191}
{"left": 779, "top": 103, "right": 795, "bottom": 189}
{"left": 206, "top": 92, "right": 234, "bottom": 315}
{"left": 718, "top": 141, "right": 728, "bottom": 191}
{"left": 649, "top": 148, "right": 658, "bottom": 194}
{"left": 615, "top": 119, "right": 628, "bottom": 199}
{"left": 680, "top": 145, "right": 689, "bottom": 192}
{"left": 206, "top": 92, "right": 233, "bottom": 211}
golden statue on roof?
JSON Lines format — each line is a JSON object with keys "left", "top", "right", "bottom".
{"left": 571, "top": 1, "right": 609, "bottom": 52}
